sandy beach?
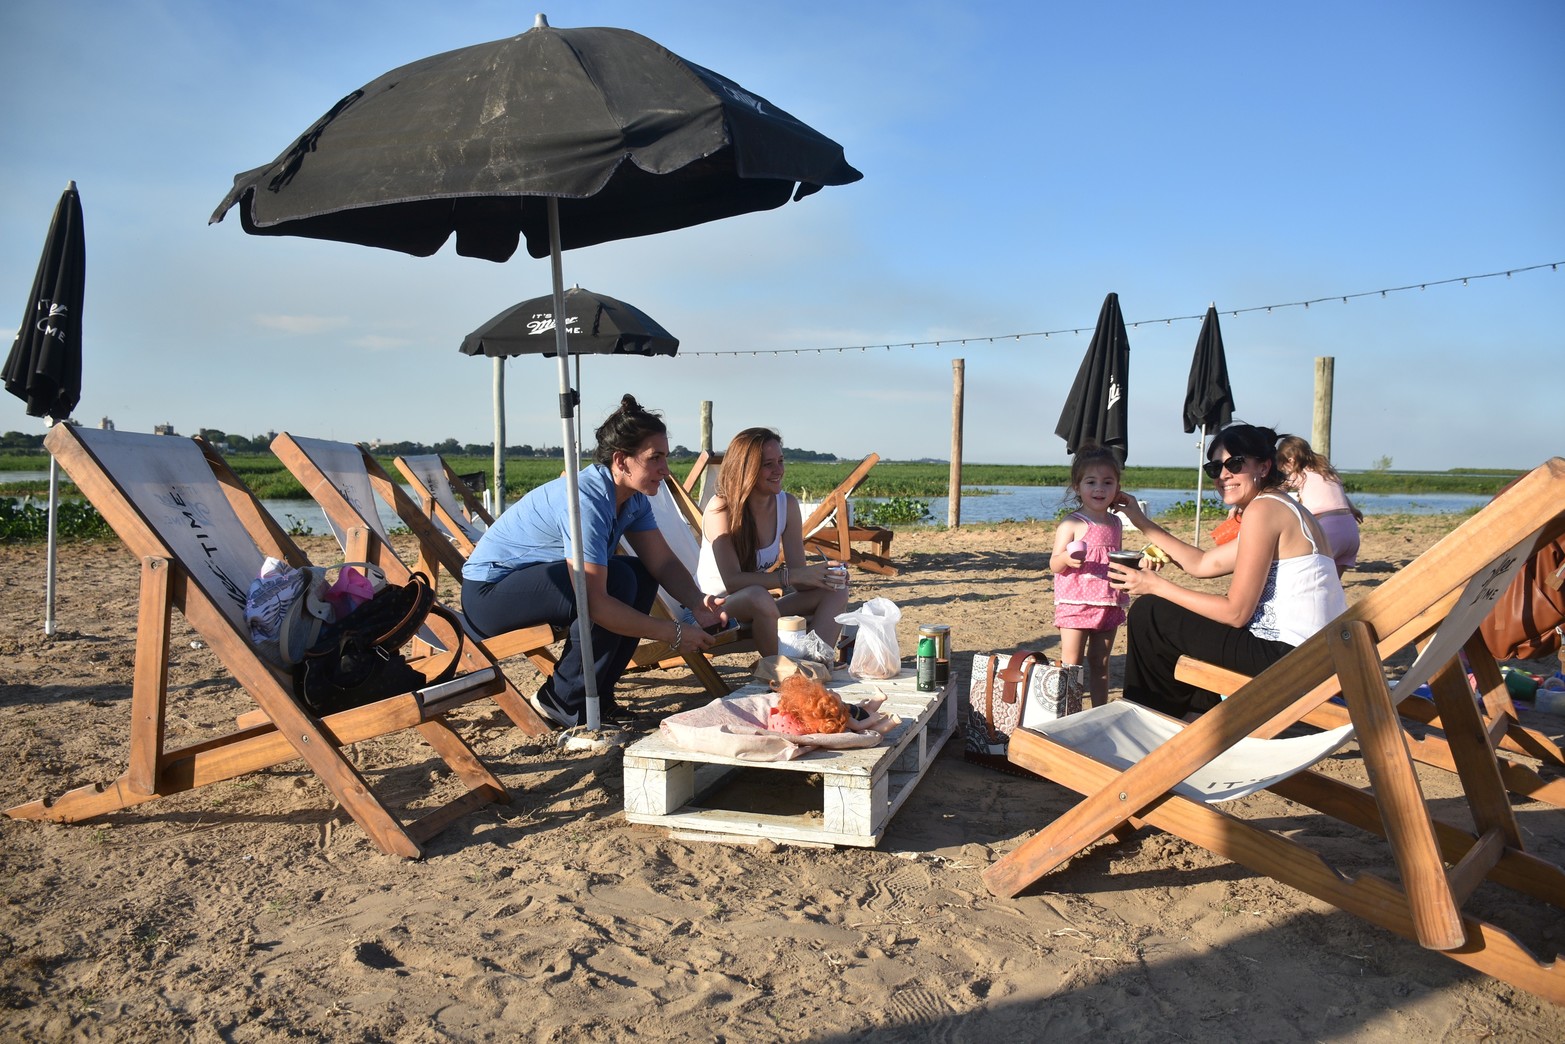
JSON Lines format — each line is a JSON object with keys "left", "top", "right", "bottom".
{"left": 1, "top": 515, "right": 1561, "bottom": 1041}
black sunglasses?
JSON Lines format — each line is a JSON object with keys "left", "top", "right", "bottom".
{"left": 1203, "top": 455, "right": 1250, "bottom": 479}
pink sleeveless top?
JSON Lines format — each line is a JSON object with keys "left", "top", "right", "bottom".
{"left": 1054, "top": 513, "right": 1128, "bottom": 610}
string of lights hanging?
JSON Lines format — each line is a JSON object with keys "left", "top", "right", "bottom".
{"left": 680, "top": 260, "right": 1561, "bottom": 357}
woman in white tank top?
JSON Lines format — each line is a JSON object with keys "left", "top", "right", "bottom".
{"left": 1107, "top": 423, "right": 1347, "bottom": 719}
{"left": 696, "top": 428, "right": 851, "bottom": 657}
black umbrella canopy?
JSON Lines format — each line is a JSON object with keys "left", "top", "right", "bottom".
{"left": 1054, "top": 292, "right": 1131, "bottom": 464}
{"left": 209, "top": 19, "right": 863, "bottom": 262}
{"left": 4, "top": 183, "right": 85, "bottom": 421}
{"left": 461, "top": 287, "right": 678, "bottom": 359}
{"left": 1183, "top": 305, "right": 1235, "bottom": 436}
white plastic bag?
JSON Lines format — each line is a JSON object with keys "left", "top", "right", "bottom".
{"left": 834, "top": 598, "right": 902, "bottom": 679}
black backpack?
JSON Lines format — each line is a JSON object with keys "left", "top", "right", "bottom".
{"left": 292, "top": 572, "right": 463, "bottom": 715}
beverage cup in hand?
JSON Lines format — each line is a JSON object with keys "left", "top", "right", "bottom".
{"left": 824, "top": 563, "right": 849, "bottom": 590}
{"left": 1107, "top": 550, "right": 1144, "bottom": 570}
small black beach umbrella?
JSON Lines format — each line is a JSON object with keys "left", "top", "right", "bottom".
{"left": 1055, "top": 292, "right": 1131, "bottom": 464}
{"left": 461, "top": 287, "right": 679, "bottom": 359}
{"left": 3, "top": 181, "right": 85, "bottom": 638}
{"left": 210, "top": 15, "right": 860, "bottom": 731}
{"left": 1184, "top": 305, "right": 1237, "bottom": 542}
{"left": 460, "top": 286, "right": 679, "bottom": 502}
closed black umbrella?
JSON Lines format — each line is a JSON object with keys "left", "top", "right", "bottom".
{"left": 210, "top": 15, "right": 860, "bottom": 732}
{"left": 1054, "top": 292, "right": 1131, "bottom": 465}
{"left": 5, "top": 182, "right": 85, "bottom": 421}
{"left": 3, "top": 181, "right": 86, "bottom": 638}
{"left": 460, "top": 286, "right": 679, "bottom": 503}
{"left": 1184, "top": 305, "right": 1237, "bottom": 543}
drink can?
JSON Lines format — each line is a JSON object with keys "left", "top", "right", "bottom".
{"left": 916, "top": 636, "right": 937, "bottom": 692}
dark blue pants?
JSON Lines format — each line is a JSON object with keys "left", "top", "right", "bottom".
{"left": 462, "top": 557, "right": 658, "bottom": 717}
{"left": 1122, "top": 594, "right": 1294, "bottom": 718}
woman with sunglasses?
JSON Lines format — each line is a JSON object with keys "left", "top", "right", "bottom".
{"left": 1106, "top": 423, "right": 1347, "bottom": 719}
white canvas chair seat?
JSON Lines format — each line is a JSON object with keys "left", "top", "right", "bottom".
{"left": 1036, "top": 701, "right": 1355, "bottom": 804}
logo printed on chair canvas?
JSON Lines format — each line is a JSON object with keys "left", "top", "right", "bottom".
{"left": 157, "top": 487, "right": 248, "bottom": 609}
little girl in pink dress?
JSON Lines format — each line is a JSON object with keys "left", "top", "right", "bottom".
{"left": 1050, "top": 446, "right": 1129, "bottom": 707}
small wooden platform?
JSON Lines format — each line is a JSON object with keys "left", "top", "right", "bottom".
{"left": 623, "top": 670, "right": 954, "bottom": 847}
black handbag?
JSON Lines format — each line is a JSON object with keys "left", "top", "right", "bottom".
{"left": 292, "top": 572, "right": 462, "bottom": 715}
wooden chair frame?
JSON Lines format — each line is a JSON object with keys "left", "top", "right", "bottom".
{"left": 983, "top": 457, "right": 1565, "bottom": 1002}
{"left": 6, "top": 425, "right": 524, "bottom": 857}
{"left": 393, "top": 452, "right": 495, "bottom": 564}
{"left": 799, "top": 453, "right": 897, "bottom": 576}
{"left": 270, "top": 433, "right": 558, "bottom": 725}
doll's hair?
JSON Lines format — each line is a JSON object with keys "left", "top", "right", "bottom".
{"left": 776, "top": 674, "right": 849, "bottom": 734}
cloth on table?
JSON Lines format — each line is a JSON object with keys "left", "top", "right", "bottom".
{"left": 659, "top": 692, "right": 898, "bottom": 762}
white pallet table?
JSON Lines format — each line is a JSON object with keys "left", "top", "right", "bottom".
{"left": 623, "top": 669, "right": 954, "bottom": 847}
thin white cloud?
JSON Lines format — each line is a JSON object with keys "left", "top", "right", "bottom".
{"left": 252, "top": 314, "right": 350, "bottom": 335}
{"left": 351, "top": 334, "right": 413, "bottom": 351}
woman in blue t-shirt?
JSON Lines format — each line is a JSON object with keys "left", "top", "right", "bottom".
{"left": 462, "top": 395, "right": 726, "bottom": 728}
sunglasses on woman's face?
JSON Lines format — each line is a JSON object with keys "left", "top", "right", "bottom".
{"left": 1203, "top": 455, "right": 1250, "bottom": 479}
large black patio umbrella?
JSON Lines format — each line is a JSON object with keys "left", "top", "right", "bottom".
{"left": 460, "top": 286, "right": 679, "bottom": 505}
{"left": 210, "top": 15, "right": 861, "bottom": 732}
{"left": 1184, "top": 304, "right": 1237, "bottom": 543}
{"left": 1054, "top": 292, "right": 1131, "bottom": 465}
{"left": 4, "top": 181, "right": 85, "bottom": 638}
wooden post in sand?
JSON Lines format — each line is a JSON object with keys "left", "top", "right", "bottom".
{"left": 949, "top": 359, "right": 964, "bottom": 527}
{"left": 698, "top": 400, "right": 713, "bottom": 503}
{"left": 1313, "top": 357, "right": 1334, "bottom": 460}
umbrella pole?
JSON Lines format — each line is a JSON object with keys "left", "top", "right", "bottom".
{"left": 548, "top": 198, "right": 601, "bottom": 732}
{"left": 45, "top": 450, "right": 59, "bottom": 637}
{"left": 492, "top": 357, "right": 506, "bottom": 511}
{"left": 1192, "top": 432, "right": 1206, "bottom": 545}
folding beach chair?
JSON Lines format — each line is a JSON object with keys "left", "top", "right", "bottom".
{"left": 393, "top": 452, "right": 494, "bottom": 566}
{"left": 269, "top": 433, "right": 560, "bottom": 714}
{"left": 5, "top": 425, "right": 526, "bottom": 858}
{"left": 800, "top": 453, "right": 897, "bottom": 576}
{"left": 619, "top": 476, "right": 755, "bottom": 698}
{"left": 983, "top": 457, "right": 1565, "bottom": 1002}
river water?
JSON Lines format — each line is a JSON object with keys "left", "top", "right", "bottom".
{"left": 4, "top": 474, "right": 1489, "bottom": 537}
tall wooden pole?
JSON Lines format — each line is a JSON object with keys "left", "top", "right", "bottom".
{"left": 1313, "top": 357, "right": 1334, "bottom": 459}
{"left": 949, "top": 359, "right": 965, "bottom": 528}
{"left": 698, "top": 400, "right": 713, "bottom": 502}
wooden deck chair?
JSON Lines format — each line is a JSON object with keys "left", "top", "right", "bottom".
{"left": 5, "top": 425, "right": 523, "bottom": 858}
{"left": 983, "top": 457, "right": 1565, "bottom": 1003}
{"left": 800, "top": 453, "right": 897, "bottom": 576}
{"left": 619, "top": 476, "right": 754, "bottom": 698}
{"left": 393, "top": 452, "right": 493, "bottom": 564}
{"left": 269, "top": 433, "right": 560, "bottom": 716}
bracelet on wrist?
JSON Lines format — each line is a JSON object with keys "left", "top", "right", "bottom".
{"left": 672, "top": 621, "right": 683, "bottom": 650}
{"left": 781, "top": 563, "right": 791, "bottom": 589}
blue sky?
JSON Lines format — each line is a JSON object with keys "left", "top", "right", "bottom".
{"left": 2, "top": 1, "right": 1560, "bottom": 471}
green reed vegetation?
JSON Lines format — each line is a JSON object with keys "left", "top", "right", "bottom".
{"left": 0, "top": 449, "right": 1521, "bottom": 543}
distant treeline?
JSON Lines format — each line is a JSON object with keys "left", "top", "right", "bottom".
{"left": 0, "top": 444, "right": 1522, "bottom": 504}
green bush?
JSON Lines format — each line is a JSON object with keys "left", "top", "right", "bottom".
{"left": 0, "top": 498, "right": 113, "bottom": 543}
{"left": 854, "top": 495, "right": 932, "bottom": 527}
